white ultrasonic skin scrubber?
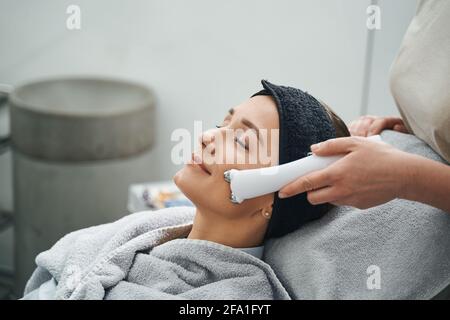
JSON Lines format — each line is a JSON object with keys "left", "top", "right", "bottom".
{"left": 224, "top": 135, "right": 383, "bottom": 204}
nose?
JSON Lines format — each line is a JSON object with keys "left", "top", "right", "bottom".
{"left": 199, "top": 129, "right": 216, "bottom": 155}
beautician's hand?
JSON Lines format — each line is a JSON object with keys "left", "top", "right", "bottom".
{"left": 278, "top": 137, "right": 414, "bottom": 209}
{"left": 349, "top": 115, "right": 409, "bottom": 137}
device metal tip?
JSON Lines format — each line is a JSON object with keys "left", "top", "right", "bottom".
{"left": 230, "top": 193, "right": 239, "bottom": 204}
{"left": 224, "top": 170, "right": 231, "bottom": 183}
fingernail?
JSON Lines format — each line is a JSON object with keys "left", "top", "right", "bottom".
{"left": 278, "top": 192, "right": 287, "bottom": 198}
{"left": 310, "top": 143, "right": 320, "bottom": 152}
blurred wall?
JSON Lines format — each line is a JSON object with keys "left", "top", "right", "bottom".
{"left": 364, "top": 0, "right": 418, "bottom": 116}
{"left": 0, "top": 0, "right": 417, "bottom": 273}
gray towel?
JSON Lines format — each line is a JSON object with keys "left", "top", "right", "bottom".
{"left": 23, "top": 207, "right": 290, "bottom": 300}
{"left": 264, "top": 130, "right": 450, "bottom": 299}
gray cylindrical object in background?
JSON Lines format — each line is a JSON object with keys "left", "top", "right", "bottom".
{"left": 10, "top": 77, "right": 155, "bottom": 161}
{"left": 9, "top": 77, "right": 156, "bottom": 296}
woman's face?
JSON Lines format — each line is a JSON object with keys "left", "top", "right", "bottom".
{"left": 174, "top": 95, "right": 279, "bottom": 219}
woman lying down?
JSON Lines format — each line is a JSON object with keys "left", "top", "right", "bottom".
{"left": 22, "top": 80, "right": 350, "bottom": 300}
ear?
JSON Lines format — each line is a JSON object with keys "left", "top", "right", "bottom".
{"left": 250, "top": 196, "right": 274, "bottom": 219}
{"left": 264, "top": 201, "right": 274, "bottom": 214}
{"left": 259, "top": 204, "right": 273, "bottom": 220}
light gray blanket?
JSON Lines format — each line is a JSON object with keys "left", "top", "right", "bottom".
{"left": 23, "top": 206, "right": 290, "bottom": 300}
{"left": 265, "top": 130, "right": 450, "bottom": 299}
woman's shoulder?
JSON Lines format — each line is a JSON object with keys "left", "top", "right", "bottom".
{"left": 36, "top": 206, "right": 195, "bottom": 271}
{"left": 25, "top": 206, "right": 196, "bottom": 298}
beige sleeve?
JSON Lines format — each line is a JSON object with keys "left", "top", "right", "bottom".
{"left": 389, "top": 0, "right": 450, "bottom": 162}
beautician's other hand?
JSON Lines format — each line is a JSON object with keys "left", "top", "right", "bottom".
{"left": 349, "top": 115, "right": 409, "bottom": 137}
{"left": 278, "top": 137, "right": 414, "bottom": 209}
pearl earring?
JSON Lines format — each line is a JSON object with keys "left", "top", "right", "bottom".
{"left": 262, "top": 211, "right": 271, "bottom": 219}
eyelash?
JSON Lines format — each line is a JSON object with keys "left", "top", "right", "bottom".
{"left": 215, "top": 125, "right": 249, "bottom": 150}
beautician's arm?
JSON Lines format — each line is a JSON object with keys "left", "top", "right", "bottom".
{"left": 278, "top": 137, "right": 450, "bottom": 213}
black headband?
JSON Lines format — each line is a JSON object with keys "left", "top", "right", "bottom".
{"left": 252, "top": 80, "right": 336, "bottom": 240}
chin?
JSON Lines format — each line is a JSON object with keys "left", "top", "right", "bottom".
{"left": 173, "top": 166, "right": 189, "bottom": 196}
{"left": 173, "top": 165, "right": 207, "bottom": 207}
{"left": 174, "top": 164, "right": 231, "bottom": 213}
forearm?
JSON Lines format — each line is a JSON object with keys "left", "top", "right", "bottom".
{"left": 401, "top": 153, "right": 450, "bottom": 213}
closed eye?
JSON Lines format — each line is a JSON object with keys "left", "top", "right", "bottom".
{"left": 234, "top": 136, "right": 249, "bottom": 150}
{"left": 216, "top": 125, "right": 248, "bottom": 151}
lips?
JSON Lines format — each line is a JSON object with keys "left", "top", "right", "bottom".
{"left": 191, "top": 153, "right": 211, "bottom": 175}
